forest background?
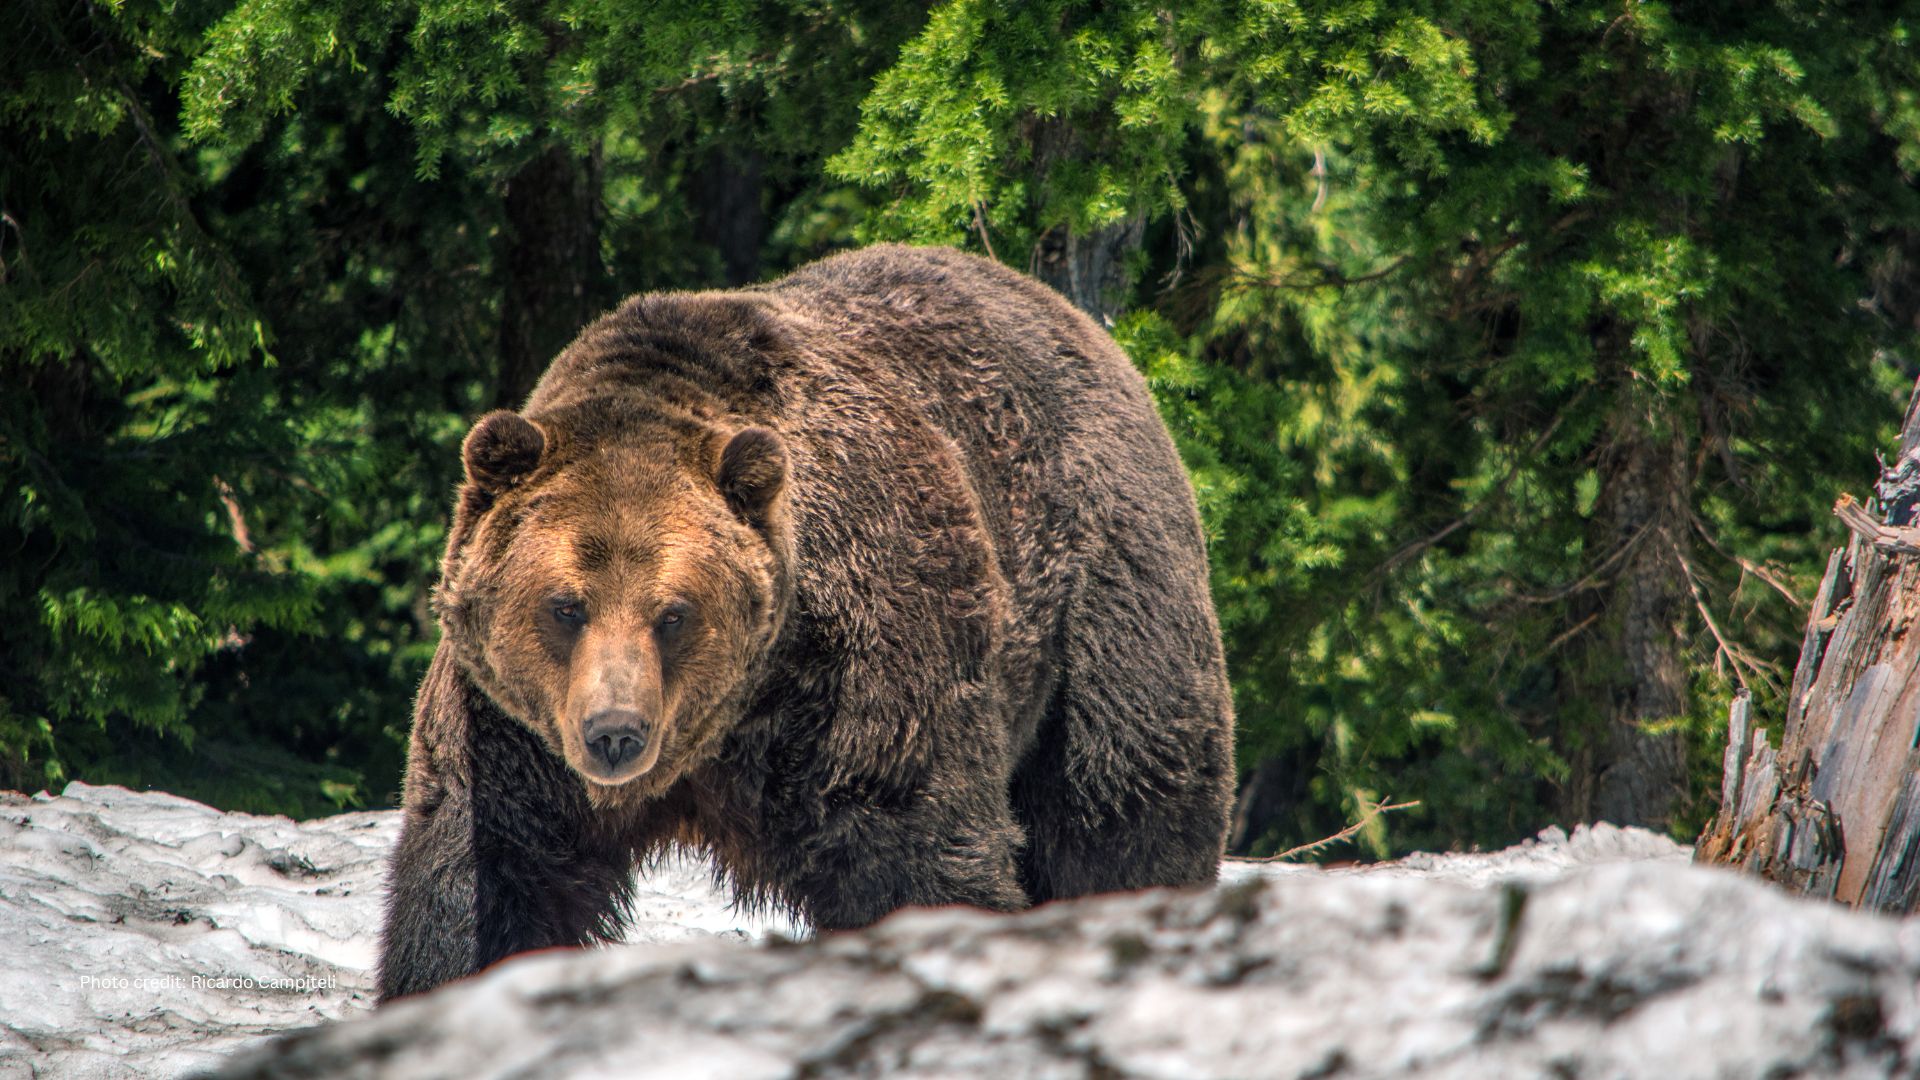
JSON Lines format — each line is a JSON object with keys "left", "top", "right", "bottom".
{"left": 6, "top": 0, "right": 1919, "bottom": 856}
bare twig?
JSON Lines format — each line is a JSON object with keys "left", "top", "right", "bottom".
{"left": 1599, "top": 2, "right": 1638, "bottom": 49}
{"left": 1221, "top": 255, "right": 1409, "bottom": 294}
{"left": 1225, "top": 798, "right": 1421, "bottom": 863}
{"left": 1508, "top": 518, "right": 1655, "bottom": 605}
{"left": 971, "top": 200, "right": 999, "bottom": 262}
{"left": 1672, "top": 539, "right": 1783, "bottom": 694}
{"left": 1157, "top": 204, "right": 1197, "bottom": 290}
{"left": 1533, "top": 611, "right": 1601, "bottom": 660}
{"left": 0, "top": 210, "right": 23, "bottom": 281}
{"left": 1310, "top": 146, "right": 1329, "bottom": 215}
{"left": 1687, "top": 509, "right": 1806, "bottom": 609}
{"left": 650, "top": 55, "right": 786, "bottom": 97}
{"left": 213, "top": 477, "right": 253, "bottom": 553}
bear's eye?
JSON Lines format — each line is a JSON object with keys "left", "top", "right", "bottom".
{"left": 656, "top": 603, "right": 690, "bottom": 636}
{"left": 551, "top": 599, "right": 586, "bottom": 627}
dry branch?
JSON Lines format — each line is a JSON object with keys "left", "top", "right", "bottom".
{"left": 1226, "top": 798, "right": 1421, "bottom": 864}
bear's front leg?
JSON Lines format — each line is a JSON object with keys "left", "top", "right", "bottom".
{"left": 377, "top": 645, "right": 634, "bottom": 1002}
{"left": 780, "top": 771, "right": 1031, "bottom": 932}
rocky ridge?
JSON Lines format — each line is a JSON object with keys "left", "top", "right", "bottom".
{"left": 5, "top": 783, "right": 1915, "bottom": 1079}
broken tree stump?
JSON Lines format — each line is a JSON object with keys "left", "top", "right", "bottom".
{"left": 1694, "top": 378, "right": 1920, "bottom": 914}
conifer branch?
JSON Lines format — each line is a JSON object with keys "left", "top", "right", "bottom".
{"left": 1374, "top": 394, "right": 1582, "bottom": 579}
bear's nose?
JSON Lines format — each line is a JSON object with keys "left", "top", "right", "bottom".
{"left": 583, "top": 710, "right": 650, "bottom": 772}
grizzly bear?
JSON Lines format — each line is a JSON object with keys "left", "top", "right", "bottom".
{"left": 377, "top": 244, "right": 1234, "bottom": 1001}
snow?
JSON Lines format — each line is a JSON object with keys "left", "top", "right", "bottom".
{"left": 1219, "top": 820, "right": 1692, "bottom": 888}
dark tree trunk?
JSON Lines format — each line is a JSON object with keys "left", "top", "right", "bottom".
{"left": 1695, "top": 377, "right": 1920, "bottom": 915}
{"left": 496, "top": 141, "right": 605, "bottom": 410}
{"left": 1031, "top": 216, "right": 1146, "bottom": 326}
{"left": 1563, "top": 393, "right": 1692, "bottom": 828}
{"left": 1026, "top": 118, "right": 1145, "bottom": 324}
{"left": 689, "top": 144, "right": 767, "bottom": 287}
{"left": 1226, "top": 754, "right": 1315, "bottom": 856}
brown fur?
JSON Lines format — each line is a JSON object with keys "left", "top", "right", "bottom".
{"left": 377, "top": 244, "right": 1235, "bottom": 1001}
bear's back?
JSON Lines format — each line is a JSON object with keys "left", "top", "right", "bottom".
{"left": 528, "top": 243, "right": 1204, "bottom": 656}
{"left": 760, "top": 243, "right": 1182, "bottom": 524}
{"left": 761, "top": 246, "right": 1209, "bottom": 717}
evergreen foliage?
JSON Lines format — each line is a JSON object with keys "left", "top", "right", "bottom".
{"left": 3, "top": 0, "right": 1915, "bottom": 851}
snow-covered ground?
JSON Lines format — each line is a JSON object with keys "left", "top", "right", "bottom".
{"left": 12, "top": 781, "right": 1902, "bottom": 1080}
{"left": 0, "top": 783, "right": 796, "bottom": 1079}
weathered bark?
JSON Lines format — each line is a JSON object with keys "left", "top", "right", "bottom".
{"left": 1562, "top": 394, "right": 1692, "bottom": 829}
{"left": 496, "top": 142, "right": 605, "bottom": 409}
{"left": 1695, "top": 377, "right": 1920, "bottom": 915}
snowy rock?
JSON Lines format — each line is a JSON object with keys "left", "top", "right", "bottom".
{"left": 214, "top": 857, "right": 1920, "bottom": 1080}
{"left": 0, "top": 783, "right": 393, "bottom": 1079}
{"left": 6, "top": 783, "right": 1916, "bottom": 1079}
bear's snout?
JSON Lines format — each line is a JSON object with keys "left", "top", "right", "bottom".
{"left": 583, "top": 710, "right": 649, "bottom": 772}
{"left": 563, "top": 632, "right": 668, "bottom": 786}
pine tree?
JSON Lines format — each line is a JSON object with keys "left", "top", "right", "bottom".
{"left": 834, "top": 0, "right": 1920, "bottom": 849}
{"left": 6, "top": 0, "right": 1916, "bottom": 846}
{"left": 2, "top": 0, "right": 320, "bottom": 798}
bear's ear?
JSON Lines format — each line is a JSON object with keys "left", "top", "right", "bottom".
{"left": 462, "top": 411, "right": 546, "bottom": 494}
{"left": 716, "top": 426, "right": 787, "bottom": 526}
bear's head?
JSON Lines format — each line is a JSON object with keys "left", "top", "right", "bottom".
{"left": 437, "top": 408, "right": 791, "bottom": 803}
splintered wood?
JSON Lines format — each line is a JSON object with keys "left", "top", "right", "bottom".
{"left": 1694, "top": 380, "right": 1920, "bottom": 914}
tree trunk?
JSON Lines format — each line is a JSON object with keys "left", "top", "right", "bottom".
{"left": 1695, "top": 377, "right": 1920, "bottom": 915}
{"left": 1031, "top": 215, "right": 1145, "bottom": 325}
{"left": 1227, "top": 753, "right": 1316, "bottom": 856}
{"left": 1562, "top": 393, "right": 1692, "bottom": 829}
{"left": 689, "top": 143, "right": 767, "bottom": 287}
{"left": 1026, "top": 118, "right": 1145, "bottom": 324}
{"left": 496, "top": 141, "right": 605, "bottom": 409}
